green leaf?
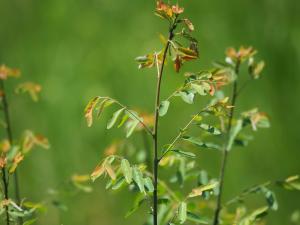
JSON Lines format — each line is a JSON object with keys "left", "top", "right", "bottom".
{"left": 105, "top": 162, "right": 116, "bottom": 180}
{"left": 198, "top": 123, "right": 222, "bottom": 135}
{"left": 178, "top": 202, "right": 187, "bottom": 224}
{"left": 121, "top": 159, "right": 132, "bottom": 184}
{"left": 112, "top": 176, "right": 126, "bottom": 190}
{"left": 227, "top": 119, "right": 243, "bottom": 151}
{"left": 157, "top": 198, "right": 170, "bottom": 205}
{"left": 182, "top": 136, "right": 221, "bottom": 150}
{"left": 144, "top": 177, "right": 154, "bottom": 192}
{"left": 264, "top": 189, "right": 278, "bottom": 211}
{"left": 118, "top": 114, "right": 129, "bottom": 128}
{"left": 191, "top": 83, "right": 210, "bottom": 96}
{"left": 188, "top": 181, "right": 219, "bottom": 198}
{"left": 96, "top": 98, "right": 114, "bottom": 118}
{"left": 107, "top": 108, "right": 125, "bottom": 129}
{"left": 159, "top": 100, "right": 170, "bottom": 117}
{"left": 171, "top": 149, "right": 196, "bottom": 158}
{"left": 132, "top": 166, "right": 145, "bottom": 194}
{"left": 277, "top": 175, "right": 300, "bottom": 191}
{"left": 240, "top": 206, "right": 269, "bottom": 225}
{"left": 187, "top": 212, "right": 209, "bottom": 224}
{"left": 126, "top": 120, "right": 139, "bottom": 138}
{"left": 177, "top": 91, "right": 194, "bottom": 104}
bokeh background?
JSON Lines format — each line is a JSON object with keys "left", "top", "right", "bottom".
{"left": 0, "top": 0, "right": 299, "bottom": 224}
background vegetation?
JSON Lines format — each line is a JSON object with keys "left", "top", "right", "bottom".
{"left": 0, "top": 0, "right": 299, "bottom": 224}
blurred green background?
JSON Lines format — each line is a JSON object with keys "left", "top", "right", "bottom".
{"left": 0, "top": 0, "right": 299, "bottom": 224}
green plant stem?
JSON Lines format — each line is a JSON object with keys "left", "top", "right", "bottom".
{"left": 152, "top": 19, "right": 177, "bottom": 225}
{"left": 100, "top": 96, "right": 153, "bottom": 136}
{"left": 0, "top": 80, "right": 23, "bottom": 225}
{"left": 1, "top": 167, "right": 10, "bottom": 225}
{"left": 158, "top": 110, "right": 205, "bottom": 162}
{"left": 225, "top": 181, "right": 271, "bottom": 206}
{"left": 212, "top": 60, "right": 240, "bottom": 225}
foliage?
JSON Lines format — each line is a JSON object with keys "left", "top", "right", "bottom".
{"left": 83, "top": 1, "right": 299, "bottom": 225}
{"left": 0, "top": 65, "right": 49, "bottom": 224}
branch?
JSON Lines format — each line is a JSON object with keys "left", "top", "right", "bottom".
{"left": 100, "top": 96, "right": 154, "bottom": 137}
{"left": 212, "top": 60, "right": 241, "bottom": 225}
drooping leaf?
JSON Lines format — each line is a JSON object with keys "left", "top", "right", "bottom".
{"left": 0, "top": 65, "right": 20, "bottom": 80}
{"left": 21, "top": 130, "right": 49, "bottom": 153}
{"left": 15, "top": 82, "right": 42, "bottom": 102}
{"left": 227, "top": 119, "right": 243, "bottom": 151}
{"left": 187, "top": 212, "right": 209, "bottom": 224}
{"left": 241, "top": 108, "right": 270, "bottom": 131}
{"left": 188, "top": 181, "right": 219, "bottom": 198}
{"left": 105, "top": 162, "right": 116, "bottom": 180}
{"left": 263, "top": 189, "right": 278, "bottom": 211}
{"left": 183, "top": 19, "right": 194, "bottom": 32}
{"left": 118, "top": 114, "right": 129, "bottom": 128}
{"left": 125, "top": 119, "right": 139, "bottom": 138}
{"left": 182, "top": 136, "right": 221, "bottom": 150}
{"left": 177, "top": 91, "right": 194, "bottom": 104}
{"left": 178, "top": 202, "right": 187, "bottom": 224}
{"left": 90, "top": 164, "right": 105, "bottom": 182}
{"left": 121, "top": 159, "right": 133, "bottom": 184}
{"left": 276, "top": 175, "right": 300, "bottom": 191}
{"left": 112, "top": 176, "right": 126, "bottom": 190}
{"left": 107, "top": 108, "right": 125, "bottom": 129}
{"left": 132, "top": 166, "right": 145, "bottom": 194}
{"left": 171, "top": 149, "right": 196, "bottom": 159}
{"left": 96, "top": 98, "right": 114, "bottom": 118}
{"left": 177, "top": 47, "right": 198, "bottom": 58}
{"left": 190, "top": 83, "right": 211, "bottom": 96}
{"left": 249, "top": 60, "right": 265, "bottom": 79}
{"left": 144, "top": 177, "right": 154, "bottom": 192}
{"left": 85, "top": 96, "right": 101, "bottom": 127}
{"left": 198, "top": 123, "right": 222, "bottom": 135}
{"left": 239, "top": 206, "right": 269, "bottom": 225}
{"left": 159, "top": 100, "right": 170, "bottom": 117}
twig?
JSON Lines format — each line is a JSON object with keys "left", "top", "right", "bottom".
{"left": 212, "top": 60, "right": 241, "bottom": 225}
{"left": 152, "top": 16, "right": 178, "bottom": 225}
{"left": 99, "top": 96, "right": 153, "bottom": 136}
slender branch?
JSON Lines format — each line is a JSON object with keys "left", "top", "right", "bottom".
{"left": 212, "top": 60, "right": 241, "bottom": 225}
{"left": 100, "top": 97, "right": 153, "bottom": 136}
{"left": 158, "top": 110, "right": 206, "bottom": 162}
{"left": 1, "top": 167, "right": 10, "bottom": 225}
{"left": 152, "top": 17, "right": 178, "bottom": 225}
{"left": 225, "top": 181, "right": 271, "bottom": 206}
{"left": 235, "top": 78, "right": 251, "bottom": 98}
{"left": 0, "top": 80, "right": 14, "bottom": 225}
{"left": 165, "top": 79, "right": 219, "bottom": 102}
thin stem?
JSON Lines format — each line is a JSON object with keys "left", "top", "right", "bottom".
{"left": 165, "top": 79, "right": 219, "bottom": 102}
{"left": 158, "top": 110, "right": 206, "bottom": 162}
{"left": 1, "top": 80, "right": 23, "bottom": 225}
{"left": 100, "top": 97, "right": 153, "bottom": 136}
{"left": 225, "top": 181, "right": 271, "bottom": 206}
{"left": 1, "top": 167, "right": 10, "bottom": 225}
{"left": 236, "top": 78, "right": 251, "bottom": 98}
{"left": 212, "top": 60, "right": 240, "bottom": 225}
{"left": 152, "top": 17, "right": 178, "bottom": 225}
